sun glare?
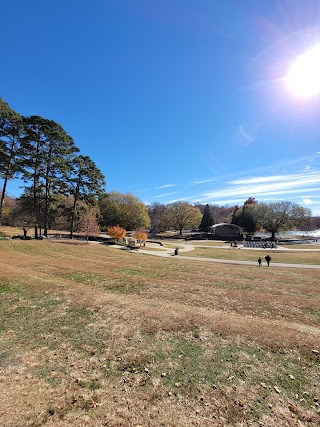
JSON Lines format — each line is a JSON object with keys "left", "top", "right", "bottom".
{"left": 286, "top": 45, "right": 320, "bottom": 98}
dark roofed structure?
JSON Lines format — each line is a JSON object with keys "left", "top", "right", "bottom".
{"left": 208, "top": 223, "right": 243, "bottom": 240}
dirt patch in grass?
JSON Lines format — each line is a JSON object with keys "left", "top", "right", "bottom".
{"left": 0, "top": 239, "right": 319, "bottom": 426}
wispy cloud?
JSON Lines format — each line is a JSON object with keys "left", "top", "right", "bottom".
{"left": 191, "top": 178, "right": 216, "bottom": 185}
{"left": 302, "top": 198, "right": 314, "bottom": 205}
{"left": 197, "top": 197, "right": 248, "bottom": 206}
{"left": 204, "top": 172, "right": 320, "bottom": 200}
{"left": 154, "top": 191, "right": 179, "bottom": 198}
{"left": 154, "top": 184, "right": 177, "bottom": 189}
{"left": 238, "top": 123, "right": 258, "bottom": 144}
{"left": 142, "top": 157, "right": 320, "bottom": 216}
{"left": 204, "top": 185, "right": 320, "bottom": 200}
{"left": 166, "top": 196, "right": 193, "bottom": 203}
{"left": 229, "top": 173, "right": 317, "bottom": 185}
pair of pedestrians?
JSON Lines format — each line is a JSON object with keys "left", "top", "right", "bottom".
{"left": 258, "top": 255, "right": 272, "bottom": 267}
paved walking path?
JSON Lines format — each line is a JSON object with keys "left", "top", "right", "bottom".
{"left": 123, "top": 241, "right": 320, "bottom": 269}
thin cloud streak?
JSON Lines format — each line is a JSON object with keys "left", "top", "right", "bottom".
{"left": 195, "top": 198, "right": 247, "bottom": 205}
{"left": 166, "top": 196, "right": 193, "bottom": 203}
{"left": 238, "top": 124, "right": 255, "bottom": 143}
{"left": 203, "top": 175, "right": 320, "bottom": 200}
{"left": 144, "top": 158, "right": 320, "bottom": 216}
{"left": 229, "top": 173, "right": 318, "bottom": 185}
{"left": 154, "top": 191, "right": 179, "bottom": 198}
{"left": 302, "top": 198, "right": 314, "bottom": 205}
{"left": 192, "top": 156, "right": 318, "bottom": 189}
{"left": 191, "top": 179, "right": 216, "bottom": 185}
{"left": 154, "top": 184, "right": 177, "bottom": 189}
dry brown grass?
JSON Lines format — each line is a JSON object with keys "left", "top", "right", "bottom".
{"left": 0, "top": 238, "right": 319, "bottom": 426}
{"left": 0, "top": 225, "right": 24, "bottom": 237}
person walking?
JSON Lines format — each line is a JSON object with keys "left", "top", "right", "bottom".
{"left": 265, "top": 254, "right": 272, "bottom": 266}
{"left": 258, "top": 257, "right": 262, "bottom": 267}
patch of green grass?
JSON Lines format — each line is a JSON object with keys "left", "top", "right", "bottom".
{"left": 269, "top": 354, "right": 318, "bottom": 406}
{"left": 281, "top": 244, "right": 320, "bottom": 249}
{"left": 61, "top": 272, "right": 101, "bottom": 283}
{"left": 0, "top": 284, "right": 12, "bottom": 294}
{"left": 0, "top": 294, "right": 109, "bottom": 357}
{"left": 118, "top": 268, "right": 149, "bottom": 277}
{"left": 151, "top": 337, "right": 318, "bottom": 414}
{"left": 151, "top": 348, "right": 167, "bottom": 363}
{"left": 301, "top": 307, "right": 320, "bottom": 322}
{"left": 140, "top": 246, "right": 166, "bottom": 251}
{"left": 164, "top": 339, "right": 203, "bottom": 393}
{"left": 192, "top": 241, "right": 228, "bottom": 246}
{"left": 33, "top": 364, "right": 63, "bottom": 386}
{"left": 9, "top": 241, "right": 40, "bottom": 255}
{"left": 207, "top": 281, "right": 253, "bottom": 290}
{"left": 116, "top": 267, "right": 166, "bottom": 279}
{"left": 111, "top": 280, "right": 146, "bottom": 294}
{"left": 159, "top": 340, "right": 253, "bottom": 394}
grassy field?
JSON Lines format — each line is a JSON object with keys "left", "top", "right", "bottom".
{"left": 280, "top": 244, "right": 320, "bottom": 250}
{"left": 185, "top": 247, "right": 320, "bottom": 265}
{"left": 0, "top": 238, "right": 319, "bottom": 426}
{"left": 189, "top": 241, "right": 230, "bottom": 246}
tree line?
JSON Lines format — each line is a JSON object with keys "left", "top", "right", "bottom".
{"left": 1, "top": 97, "right": 317, "bottom": 240}
{"left": 0, "top": 97, "right": 106, "bottom": 237}
{"left": 197, "top": 198, "right": 316, "bottom": 239}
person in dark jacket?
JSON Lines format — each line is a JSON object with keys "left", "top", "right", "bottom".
{"left": 258, "top": 257, "right": 262, "bottom": 267}
{"left": 265, "top": 254, "right": 272, "bottom": 266}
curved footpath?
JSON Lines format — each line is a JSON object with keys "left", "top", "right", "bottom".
{"left": 127, "top": 242, "right": 320, "bottom": 269}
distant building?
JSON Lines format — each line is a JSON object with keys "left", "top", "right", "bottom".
{"left": 209, "top": 223, "right": 243, "bottom": 240}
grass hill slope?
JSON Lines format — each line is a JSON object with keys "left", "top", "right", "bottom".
{"left": 0, "top": 239, "right": 319, "bottom": 426}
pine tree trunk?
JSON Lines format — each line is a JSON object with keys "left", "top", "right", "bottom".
{"left": 0, "top": 139, "right": 15, "bottom": 226}
{"left": 0, "top": 179, "right": 8, "bottom": 226}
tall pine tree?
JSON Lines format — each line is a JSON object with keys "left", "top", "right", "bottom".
{"left": 199, "top": 204, "right": 214, "bottom": 232}
{"left": 68, "top": 155, "right": 105, "bottom": 239}
{"left": 20, "top": 116, "right": 79, "bottom": 237}
{"left": 0, "top": 98, "right": 23, "bottom": 225}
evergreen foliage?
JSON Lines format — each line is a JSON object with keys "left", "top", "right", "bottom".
{"left": 0, "top": 98, "right": 106, "bottom": 238}
{"left": 68, "top": 155, "right": 105, "bottom": 239}
{"left": 199, "top": 204, "right": 214, "bottom": 232}
{"left": 20, "top": 115, "right": 80, "bottom": 237}
{"left": 0, "top": 98, "right": 23, "bottom": 225}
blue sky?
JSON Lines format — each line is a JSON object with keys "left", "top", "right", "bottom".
{"left": 1, "top": 0, "right": 320, "bottom": 215}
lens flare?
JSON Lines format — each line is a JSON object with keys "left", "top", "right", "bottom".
{"left": 286, "top": 45, "right": 320, "bottom": 98}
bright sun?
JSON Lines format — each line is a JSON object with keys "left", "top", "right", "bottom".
{"left": 286, "top": 45, "right": 320, "bottom": 98}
